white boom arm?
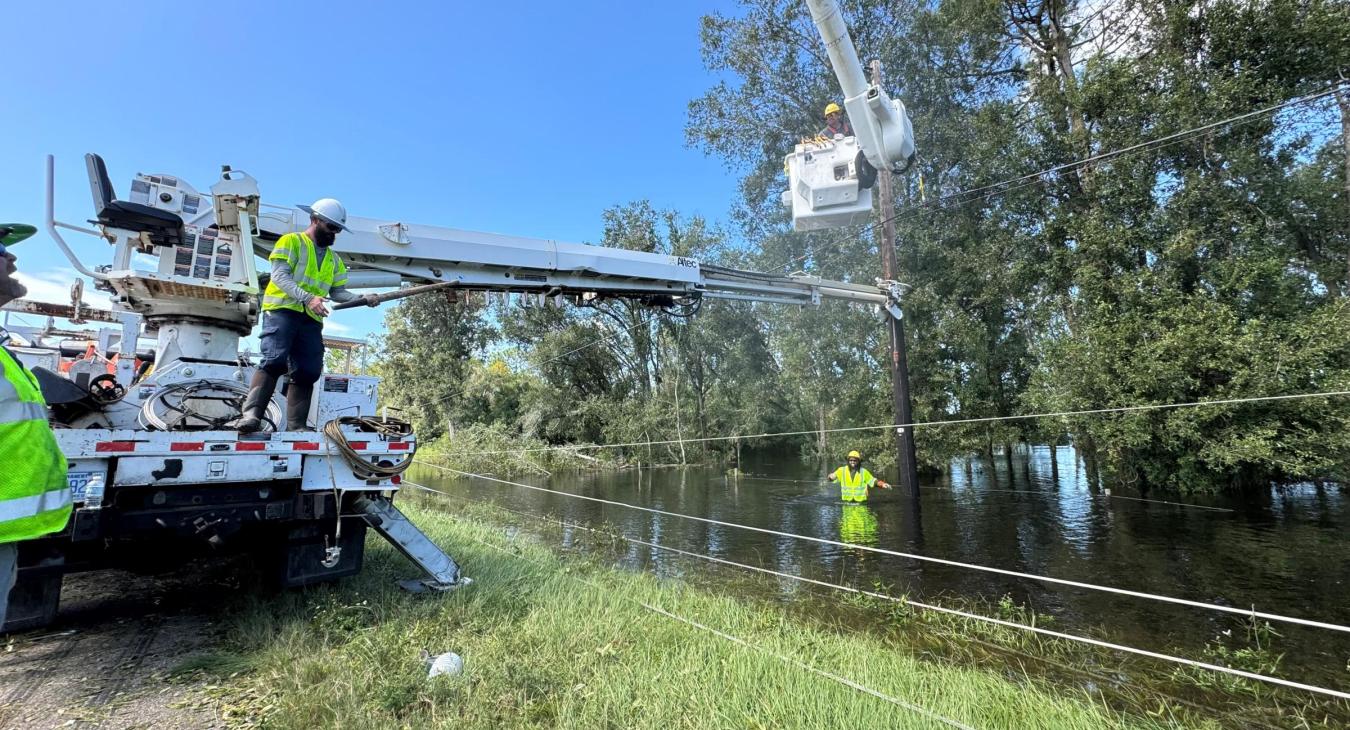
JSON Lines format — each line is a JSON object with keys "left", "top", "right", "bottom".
{"left": 44, "top": 155, "right": 906, "bottom": 342}
{"left": 805, "top": 0, "right": 916, "bottom": 174}
{"left": 783, "top": 0, "right": 917, "bottom": 231}
{"left": 252, "top": 206, "right": 901, "bottom": 313}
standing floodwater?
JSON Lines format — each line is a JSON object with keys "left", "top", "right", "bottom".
{"left": 413, "top": 445, "right": 1350, "bottom": 689}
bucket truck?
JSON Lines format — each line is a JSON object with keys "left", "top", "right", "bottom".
{"left": 1, "top": 0, "right": 914, "bottom": 631}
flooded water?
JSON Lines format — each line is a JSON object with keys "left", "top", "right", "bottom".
{"left": 411, "top": 446, "right": 1350, "bottom": 689}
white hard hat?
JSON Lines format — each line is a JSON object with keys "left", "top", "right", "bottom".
{"left": 298, "top": 198, "right": 349, "bottom": 232}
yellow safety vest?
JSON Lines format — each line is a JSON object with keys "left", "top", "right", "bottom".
{"left": 833, "top": 465, "right": 875, "bottom": 502}
{"left": 0, "top": 348, "right": 70, "bottom": 543}
{"left": 263, "top": 232, "right": 349, "bottom": 323}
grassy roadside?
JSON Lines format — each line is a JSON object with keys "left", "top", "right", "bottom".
{"left": 185, "top": 502, "right": 1160, "bottom": 729}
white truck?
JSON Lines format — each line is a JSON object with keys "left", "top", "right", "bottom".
{"left": 2, "top": 0, "right": 916, "bottom": 631}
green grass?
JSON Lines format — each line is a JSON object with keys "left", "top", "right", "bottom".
{"left": 203, "top": 502, "right": 1158, "bottom": 729}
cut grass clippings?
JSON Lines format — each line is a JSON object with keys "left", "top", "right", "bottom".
{"left": 198, "top": 502, "right": 1160, "bottom": 729}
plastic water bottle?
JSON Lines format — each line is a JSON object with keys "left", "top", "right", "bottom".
{"left": 83, "top": 472, "right": 106, "bottom": 510}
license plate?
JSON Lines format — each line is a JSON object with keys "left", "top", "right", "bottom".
{"left": 67, "top": 471, "right": 95, "bottom": 502}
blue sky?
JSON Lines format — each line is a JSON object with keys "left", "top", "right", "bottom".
{"left": 1, "top": 0, "right": 743, "bottom": 343}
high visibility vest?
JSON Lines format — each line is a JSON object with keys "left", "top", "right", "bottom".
{"left": 833, "top": 465, "right": 875, "bottom": 502}
{"left": 263, "top": 232, "right": 349, "bottom": 323}
{"left": 0, "top": 347, "right": 70, "bottom": 543}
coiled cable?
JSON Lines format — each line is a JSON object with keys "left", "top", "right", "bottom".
{"left": 321, "top": 415, "right": 414, "bottom": 479}
{"left": 139, "top": 379, "right": 282, "bottom": 431}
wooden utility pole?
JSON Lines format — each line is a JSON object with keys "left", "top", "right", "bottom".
{"left": 870, "top": 60, "right": 920, "bottom": 502}
{"left": 1337, "top": 78, "right": 1350, "bottom": 287}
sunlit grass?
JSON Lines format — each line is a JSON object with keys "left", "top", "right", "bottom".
{"left": 200, "top": 502, "right": 1153, "bottom": 729}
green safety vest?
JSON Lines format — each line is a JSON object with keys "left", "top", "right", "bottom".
{"left": 833, "top": 465, "right": 875, "bottom": 502}
{"left": 263, "top": 232, "right": 349, "bottom": 323}
{"left": 0, "top": 347, "right": 70, "bottom": 543}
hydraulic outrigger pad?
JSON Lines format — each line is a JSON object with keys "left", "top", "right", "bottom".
{"left": 353, "top": 496, "right": 470, "bottom": 593}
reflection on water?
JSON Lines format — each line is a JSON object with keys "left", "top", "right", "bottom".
{"left": 839, "top": 504, "right": 878, "bottom": 548}
{"left": 414, "top": 445, "right": 1349, "bottom": 687}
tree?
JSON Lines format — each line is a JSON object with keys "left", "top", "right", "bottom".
{"left": 375, "top": 292, "right": 494, "bottom": 439}
{"left": 686, "top": 0, "right": 1350, "bottom": 490}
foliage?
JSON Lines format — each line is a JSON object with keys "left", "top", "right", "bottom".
{"left": 373, "top": 291, "right": 494, "bottom": 440}
{"left": 680, "top": 0, "right": 1350, "bottom": 491}
{"left": 418, "top": 422, "right": 611, "bottom": 477}
{"left": 375, "top": 0, "right": 1350, "bottom": 493}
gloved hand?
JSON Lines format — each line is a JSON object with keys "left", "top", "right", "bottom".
{"left": 363, "top": 293, "right": 380, "bottom": 307}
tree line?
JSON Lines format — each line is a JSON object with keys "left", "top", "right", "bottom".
{"left": 374, "top": 0, "right": 1349, "bottom": 493}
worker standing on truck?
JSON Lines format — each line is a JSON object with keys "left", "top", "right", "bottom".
{"left": 819, "top": 102, "right": 853, "bottom": 138}
{"left": 234, "top": 199, "right": 376, "bottom": 433}
{"left": 827, "top": 450, "right": 890, "bottom": 502}
{"left": 0, "top": 224, "right": 71, "bottom": 629}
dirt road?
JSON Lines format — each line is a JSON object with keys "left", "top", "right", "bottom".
{"left": 0, "top": 565, "right": 239, "bottom": 729}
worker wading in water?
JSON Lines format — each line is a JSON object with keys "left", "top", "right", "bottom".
{"left": 234, "top": 199, "right": 376, "bottom": 432}
{"left": 827, "top": 450, "right": 890, "bottom": 502}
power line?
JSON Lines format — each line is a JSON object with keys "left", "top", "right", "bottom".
{"left": 416, "top": 462, "right": 1350, "bottom": 637}
{"left": 433, "top": 389, "right": 1350, "bottom": 457}
{"left": 632, "top": 601, "right": 977, "bottom": 729}
{"left": 402, "top": 86, "right": 1345, "bottom": 421}
{"left": 730, "top": 474, "right": 1236, "bottom": 512}
{"left": 770, "top": 82, "right": 1345, "bottom": 273}
{"left": 411, "top": 483, "right": 1350, "bottom": 703}
{"left": 453, "top": 508, "right": 976, "bottom": 729}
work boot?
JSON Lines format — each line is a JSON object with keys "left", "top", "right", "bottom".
{"left": 233, "top": 370, "right": 278, "bottom": 433}
{"left": 286, "top": 381, "right": 315, "bottom": 431}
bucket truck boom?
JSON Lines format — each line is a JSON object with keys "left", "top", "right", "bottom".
{"left": 783, "top": 0, "right": 918, "bottom": 231}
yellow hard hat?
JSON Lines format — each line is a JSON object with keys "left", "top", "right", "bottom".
{"left": 824, "top": 102, "right": 843, "bottom": 117}
{"left": 847, "top": 450, "right": 862, "bottom": 459}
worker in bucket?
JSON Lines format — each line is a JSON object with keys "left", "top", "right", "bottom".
{"left": 819, "top": 102, "right": 853, "bottom": 138}
{"left": 827, "top": 450, "right": 890, "bottom": 502}
{"left": 0, "top": 224, "right": 71, "bottom": 629}
{"left": 234, "top": 199, "right": 376, "bottom": 433}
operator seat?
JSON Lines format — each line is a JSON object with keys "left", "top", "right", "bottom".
{"left": 30, "top": 366, "right": 94, "bottom": 406}
{"left": 85, "top": 153, "right": 184, "bottom": 247}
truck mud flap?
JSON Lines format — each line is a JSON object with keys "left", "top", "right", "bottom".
{"left": 353, "top": 496, "right": 467, "bottom": 592}
{"left": 3, "top": 543, "right": 65, "bottom": 633}
{"left": 274, "top": 520, "right": 367, "bottom": 588}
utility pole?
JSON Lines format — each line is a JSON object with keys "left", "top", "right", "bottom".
{"left": 870, "top": 59, "right": 920, "bottom": 503}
